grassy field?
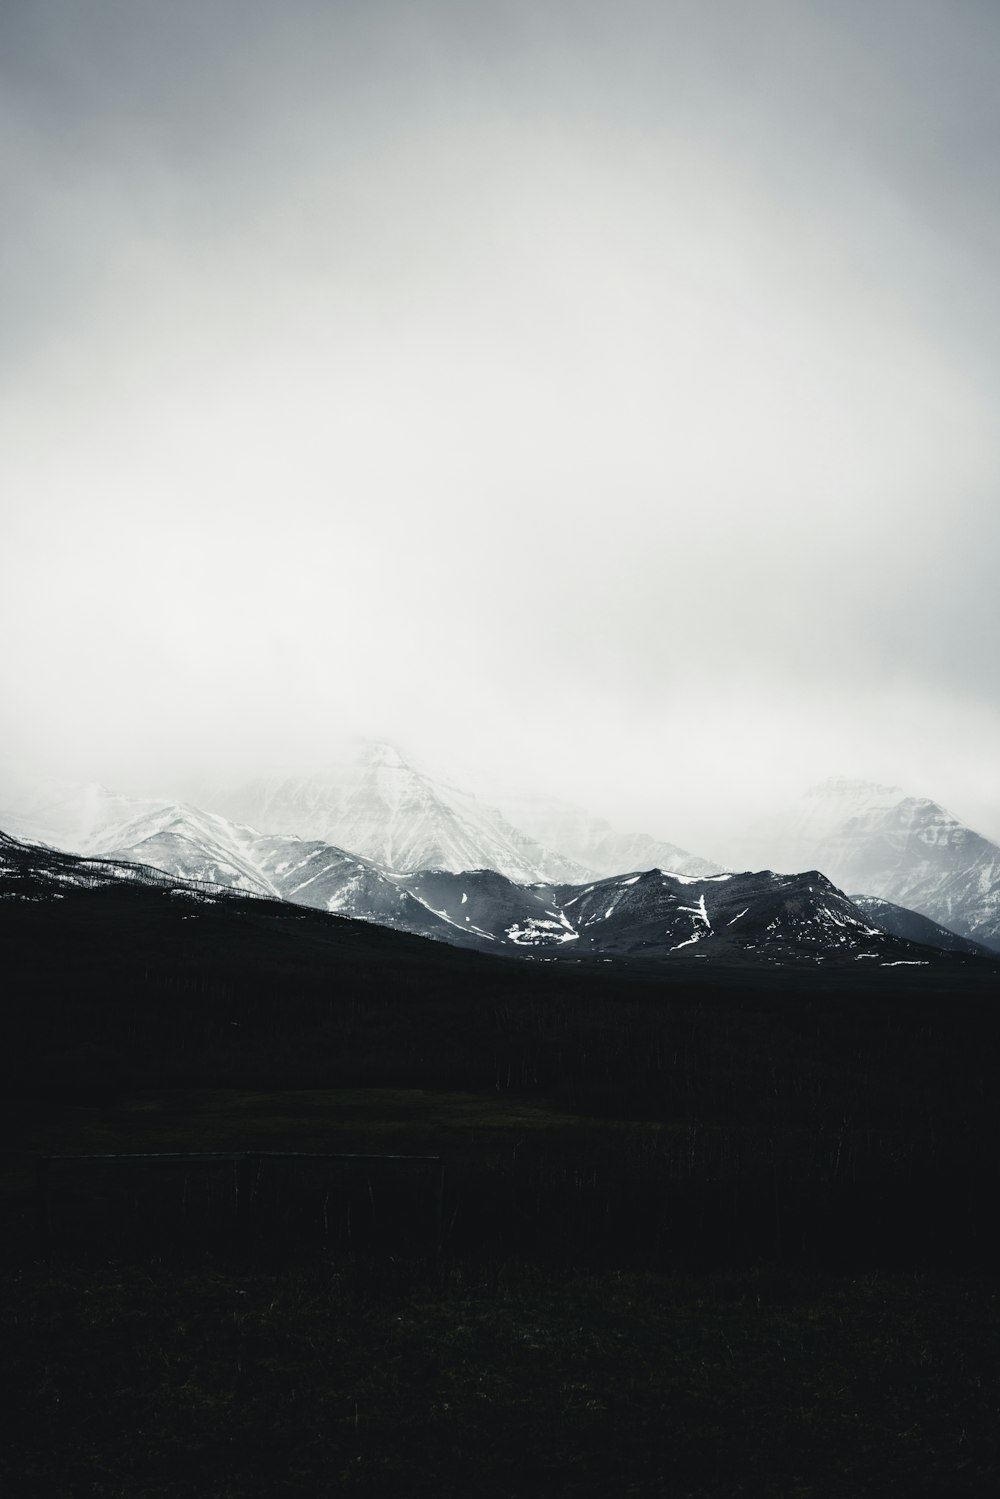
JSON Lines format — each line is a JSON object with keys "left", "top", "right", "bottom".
{"left": 4, "top": 1087, "right": 746, "bottom": 1271}
{"left": 3, "top": 1087, "right": 1000, "bottom": 1495}
{"left": 5, "top": 1086, "right": 594, "bottom": 1165}
{"left": 2, "top": 1257, "right": 999, "bottom": 1498}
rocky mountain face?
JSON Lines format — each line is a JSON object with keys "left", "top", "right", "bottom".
{"left": 385, "top": 865, "right": 949, "bottom": 966}
{"left": 734, "top": 778, "right": 1000, "bottom": 950}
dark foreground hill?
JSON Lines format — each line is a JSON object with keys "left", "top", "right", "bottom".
{"left": 4, "top": 832, "right": 1000, "bottom": 1496}
{"left": 2, "top": 827, "right": 995, "bottom": 1102}
{"left": 1, "top": 825, "right": 997, "bottom": 1266}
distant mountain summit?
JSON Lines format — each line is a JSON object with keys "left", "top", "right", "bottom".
{"left": 740, "top": 778, "right": 1000, "bottom": 950}
{"left": 206, "top": 742, "right": 595, "bottom": 883}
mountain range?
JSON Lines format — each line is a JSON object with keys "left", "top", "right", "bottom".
{"left": 3, "top": 748, "right": 998, "bottom": 956}
{"left": 0, "top": 826, "right": 978, "bottom": 970}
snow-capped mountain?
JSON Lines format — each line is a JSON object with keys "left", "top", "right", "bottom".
{"left": 204, "top": 742, "right": 595, "bottom": 883}
{"left": 91, "top": 803, "right": 283, "bottom": 899}
{"left": 87, "top": 802, "right": 512, "bottom": 945}
{"left": 487, "top": 790, "right": 723, "bottom": 878}
{"left": 733, "top": 778, "right": 1000, "bottom": 950}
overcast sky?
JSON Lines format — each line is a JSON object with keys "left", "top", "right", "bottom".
{"left": 2, "top": 0, "right": 999, "bottom": 854}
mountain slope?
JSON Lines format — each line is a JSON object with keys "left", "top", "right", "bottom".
{"left": 851, "top": 895, "right": 991, "bottom": 957}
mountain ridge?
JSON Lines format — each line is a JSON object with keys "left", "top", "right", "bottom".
{"left": 4, "top": 824, "right": 985, "bottom": 972}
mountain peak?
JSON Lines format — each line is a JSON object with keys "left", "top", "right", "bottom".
{"left": 805, "top": 777, "right": 903, "bottom": 802}
{"left": 209, "top": 753, "right": 595, "bottom": 883}
{"left": 357, "top": 741, "right": 408, "bottom": 771}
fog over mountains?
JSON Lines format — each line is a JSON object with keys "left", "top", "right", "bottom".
{"left": 4, "top": 0, "right": 999, "bottom": 945}
{"left": 477, "top": 789, "right": 723, "bottom": 882}
{"left": 2, "top": 742, "right": 998, "bottom": 957}
{"left": 737, "top": 778, "right": 1000, "bottom": 950}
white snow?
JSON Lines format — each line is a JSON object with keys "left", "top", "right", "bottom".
{"left": 506, "top": 919, "right": 579, "bottom": 946}
{"left": 418, "top": 900, "right": 496, "bottom": 940}
{"left": 679, "top": 894, "right": 711, "bottom": 928}
{"left": 670, "top": 893, "right": 712, "bottom": 951}
{"left": 668, "top": 931, "right": 705, "bottom": 952}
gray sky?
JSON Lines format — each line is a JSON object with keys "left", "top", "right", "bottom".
{"left": 2, "top": 0, "right": 999, "bottom": 855}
